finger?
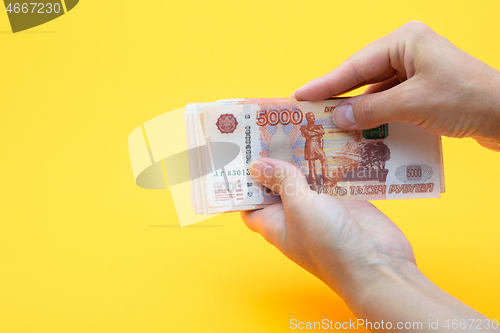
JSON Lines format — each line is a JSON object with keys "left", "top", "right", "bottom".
{"left": 332, "top": 80, "right": 426, "bottom": 130}
{"left": 363, "top": 75, "right": 401, "bottom": 94}
{"left": 241, "top": 204, "right": 287, "bottom": 248}
{"left": 249, "top": 157, "right": 313, "bottom": 210}
{"left": 293, "top": 35, "right": 402, "bottom": 101}
{"left": 292, "top": 20, "right": 430, "bottom": 102}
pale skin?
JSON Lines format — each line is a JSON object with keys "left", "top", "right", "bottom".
{"left": 241, "top": 21, "right": 500, "bottom": 332}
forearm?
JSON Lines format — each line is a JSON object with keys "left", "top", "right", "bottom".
{"left": 335, "top": 259, "right": 494, "bottom": 332}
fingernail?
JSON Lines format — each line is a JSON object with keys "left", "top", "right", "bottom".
{"left": 333, "top": 104, "right": 356, "bottom": 128}
{"left": 289, "top": 91, "right": 296, "bottom": 99}
{"left": 249, "top": 160, "right": 274, "bottom": 185}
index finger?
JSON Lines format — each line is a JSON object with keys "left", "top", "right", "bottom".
{"left": 293, "top": 33, "right": 405, "bottom": 101}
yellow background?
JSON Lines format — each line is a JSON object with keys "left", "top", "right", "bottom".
{"left": 1, "top": 0, "right": 500, "bottom": 331}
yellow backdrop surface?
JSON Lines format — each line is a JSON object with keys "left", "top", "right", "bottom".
{"left": 1, "top": 1, "right": 499, "bottom": 332}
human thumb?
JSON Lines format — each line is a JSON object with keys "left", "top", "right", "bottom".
{"left": 333, "top": 85, "right": 412, "bottom": 130}
{"left": 249, "top": 157, "right": 313, "bottom": 207}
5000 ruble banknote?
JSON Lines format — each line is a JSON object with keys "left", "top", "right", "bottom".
{"left": 184, "top": 98, "right": 445, "bottom": 214}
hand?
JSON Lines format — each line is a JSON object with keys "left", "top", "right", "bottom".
{"left": 293, "top": 21, "right": 500, "bottom": 151}
{"left": 242, "top": 157, "right": 491, "bottom": 326}
{"left": 241, "top": 158, "right": 416, "bottom": 307}
{"left": 242, "top": 21, "right": 495, "bottom": 328}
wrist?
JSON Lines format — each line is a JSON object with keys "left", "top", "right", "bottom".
{"left": 332, "top": 255, "right": 424, "bottom": 318}
{"left": 331, "top": 254, "right": 489, "bottom": 326}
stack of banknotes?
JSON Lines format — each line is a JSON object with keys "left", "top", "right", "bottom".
{"left": 185, "top": 98, "right": 445, "bottom": 214}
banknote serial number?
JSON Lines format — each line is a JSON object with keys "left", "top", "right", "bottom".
{"left": 214, "top": 169, "right": 250, "bottom": 177}
{"left": 6, "top": 3, "right": 62, "bottom": 14}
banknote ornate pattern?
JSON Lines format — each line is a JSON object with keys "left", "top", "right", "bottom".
{"left": 395, "top": 164, "right": 434, "bottom": 183}
{"left": 216, "top": 113, "right": 238, "bottom": 134}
